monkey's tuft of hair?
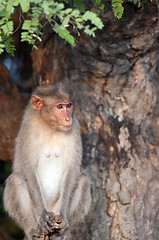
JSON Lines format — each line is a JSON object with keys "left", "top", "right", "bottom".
{"left": 33, "top": 83, "right": 74, "bottom": 103}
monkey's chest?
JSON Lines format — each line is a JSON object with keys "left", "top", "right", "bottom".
{"left": 37, "top": 147, "right": 66, "bottom": 207}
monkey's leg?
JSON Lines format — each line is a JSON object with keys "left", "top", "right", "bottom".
{"left": 49, "top": 175, "right": 91, "bottom": 240}
{"left": 3, "top": 173, "right": 37, "bottom": 240}
{"left": 69, "top": 175, "right": 91, "bottom": 224}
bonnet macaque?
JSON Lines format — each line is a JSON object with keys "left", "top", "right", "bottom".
{"left": 3, "top": 84, "right": 91, "bottom": 240}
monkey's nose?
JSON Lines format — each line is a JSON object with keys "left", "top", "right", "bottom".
{"left": 65, "top": 116, "right": 70, "bottom": 121}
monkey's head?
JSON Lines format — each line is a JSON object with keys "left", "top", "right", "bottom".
{"left": 31, "top": 84, "right": 74, "bottom": 132}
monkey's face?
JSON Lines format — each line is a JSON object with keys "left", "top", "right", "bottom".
{"left": 49, "top": 100, "right": 73, "bottom": 132}
{"left": 32, "top": 95, "right": 73, "bottom": 132}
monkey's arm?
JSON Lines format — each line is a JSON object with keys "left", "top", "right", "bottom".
{"left": 15, "top": 155, "right": 45, "bottom": 217}
{"left": 24, "top": 170, "right": 45, "bottom": 216}
{"left": 14, "top": 133, "right": 45, "bottom": 217}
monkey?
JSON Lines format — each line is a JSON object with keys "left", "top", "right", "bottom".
{"left": 3, "top": 84, "right": 91, "bottom": 240}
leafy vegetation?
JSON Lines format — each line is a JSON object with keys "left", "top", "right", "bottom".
{"left": 0, "top": 0, "right": 146, "bottom": 55}
{"left": 112, "top": 0, "right": 124, "bottom": 19}
{"left": 0, "top": 0, "right": 104, "bottom": 55}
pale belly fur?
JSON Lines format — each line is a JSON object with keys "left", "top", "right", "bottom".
{"left": 37, "top": 146, "right": 66, "bottom": 211}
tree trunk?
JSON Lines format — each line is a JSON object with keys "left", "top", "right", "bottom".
{"left": 31, "top": 2, "right": 159, "bottom": 239}
{"left": 0, "top": 63, "right": 28, "bottom": 161}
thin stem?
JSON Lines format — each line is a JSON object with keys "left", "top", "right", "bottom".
{"left": 0, "top": 8, "right": 23, "bottom": 44}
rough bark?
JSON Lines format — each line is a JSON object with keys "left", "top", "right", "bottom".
{"left": 0, "top": 63, "right": 28, "bottom": 161}
{"left": 31, "top": 2, "right": 159, "bottom": 240}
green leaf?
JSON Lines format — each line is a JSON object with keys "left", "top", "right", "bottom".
{"left": 59, "top": 0, "right": 69, "bottom": 3}
{"left": 19, "top": 0, "right": 30, "bottom": 12}
{"left": 6, "top": 0, "right": 15, "bottom": 14}
{"left": 53, "top": 23, "right": 74, "bottom": 45}
{"left": 91, "top": 8, "right": 100, "bottom": 15}
{"left": 0, "top": 0, "right": 6, "bottom": 12}
{"left": 82, "top": 11, "right": 104, "bottom": 29}
{"left": 32, "top": 17, "right": 39, "bottom": 26}
{"left": 84, "top": 26, "right": 97, "bottom": 37}
{"left": 77, "top": 22, "right": 83, "bottom": 29}
{"left": 112, "top": 0, "right": 124, "bottom": 19}
{"left": 0, "top": 8, "right": 10, "bottom": 17}
{"left": 73, "top": 0, "right": 85, "bottom": 12}
{"left": 71, "top": 9, "right": 80, "bottom": 18}
{"left": 33, "top": 45, "right": 38, "bottom": 50}
{"left": 14, "top": 0, "right": 20, "bottom": 5}
{"left": 22, "top": 20, "right": 32, "bottom": 30}
{"left": 31, "top": 6, "right": 42, "bottom": 17}
{"left": 62, "top": 14, "right": 70, "bottom": 26}
{"left": 30, "top": 0, "right": 42, "bottom": 3}
{"left": 0, "top": 47, "right": 4, "bottom": 54}
{"left": 1, "top": 20, "right": 13, "bottom": 35}
{"left": 63, "top": 8, "right": 72, "bottom": 15}
{"left": 75, "top": 18, "right": 83, "bottom": 23}
{"left": 133, "top": 0, "right": 139, "bottom": 4}
{"left": 92, "top": 0, "right": 105, "bottom": 10}
{"left": 4, "top": 37, "right": 16, "bottom": 55}
{"left": 6, "top": 0, "right": 19, "bottom": 14}
{"left": 42, "top": 1, "right": 64, "bottom": 17}
{"left": 21, "top": 32, "right": 30, "bottom": 40}
{"left": 0, "top": 18, "right": 5, "bottom": 25}
{"left": 21, "top": 32, "right": 33, "bottom": 42}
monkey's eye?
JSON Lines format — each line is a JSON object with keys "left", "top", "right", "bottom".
{"left": 66, "top": 103, "right": 72, "bottom": 109}
{"left": 57, "top": 104, "right": 63, "bottom": 109}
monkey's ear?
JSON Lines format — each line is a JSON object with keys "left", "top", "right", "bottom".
{"left": 32, "top": 96, "right": 43, "bottom": 111}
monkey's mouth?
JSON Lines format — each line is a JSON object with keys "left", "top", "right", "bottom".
{"left": 58, "top": 124, "right": 72, "bottom": 131}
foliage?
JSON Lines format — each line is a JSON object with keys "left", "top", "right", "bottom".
{"left": 112, "top": 0, "right": 124, "bottom": 19}
{"left": 0, "top": 0, "right": 105, "bottom": 55}
{"left": 0, "top": 0, "right": 147, "bottom": 55}
{"left": 128, "top": 0, "right": 148, "bottom": 7}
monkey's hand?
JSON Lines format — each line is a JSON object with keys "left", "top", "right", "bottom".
{"left": 33, "top": 210, "right": 61, "bottom": 239}
{"left": 52, "top": 215, "right": 69, "bottom": 236}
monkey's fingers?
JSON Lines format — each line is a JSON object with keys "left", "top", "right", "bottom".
{"left": 35, "top": 217, "right": 53, "bottom": 236}
{"left": 32, "top": 232, "right": 45, "bottom": 240}
{"left": 37, "top": 221, "right": 50, "bottom": 235}
{"left": 54, "top": 216, "right": 64, "bottom": 229}
{"left": 47, "top": 211, "right": 56, "bottom": 220}
{"left": 47, "top": 218, "right": 62, "bottom": 233}
{"left": 36, "top": 211, "right": 57, "bottom": 234}
{"left": 44, "top": 211, "right": 55, "bottom": 223}
{"left": 52, "top": 216, "right": 69, "bottom": 235}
